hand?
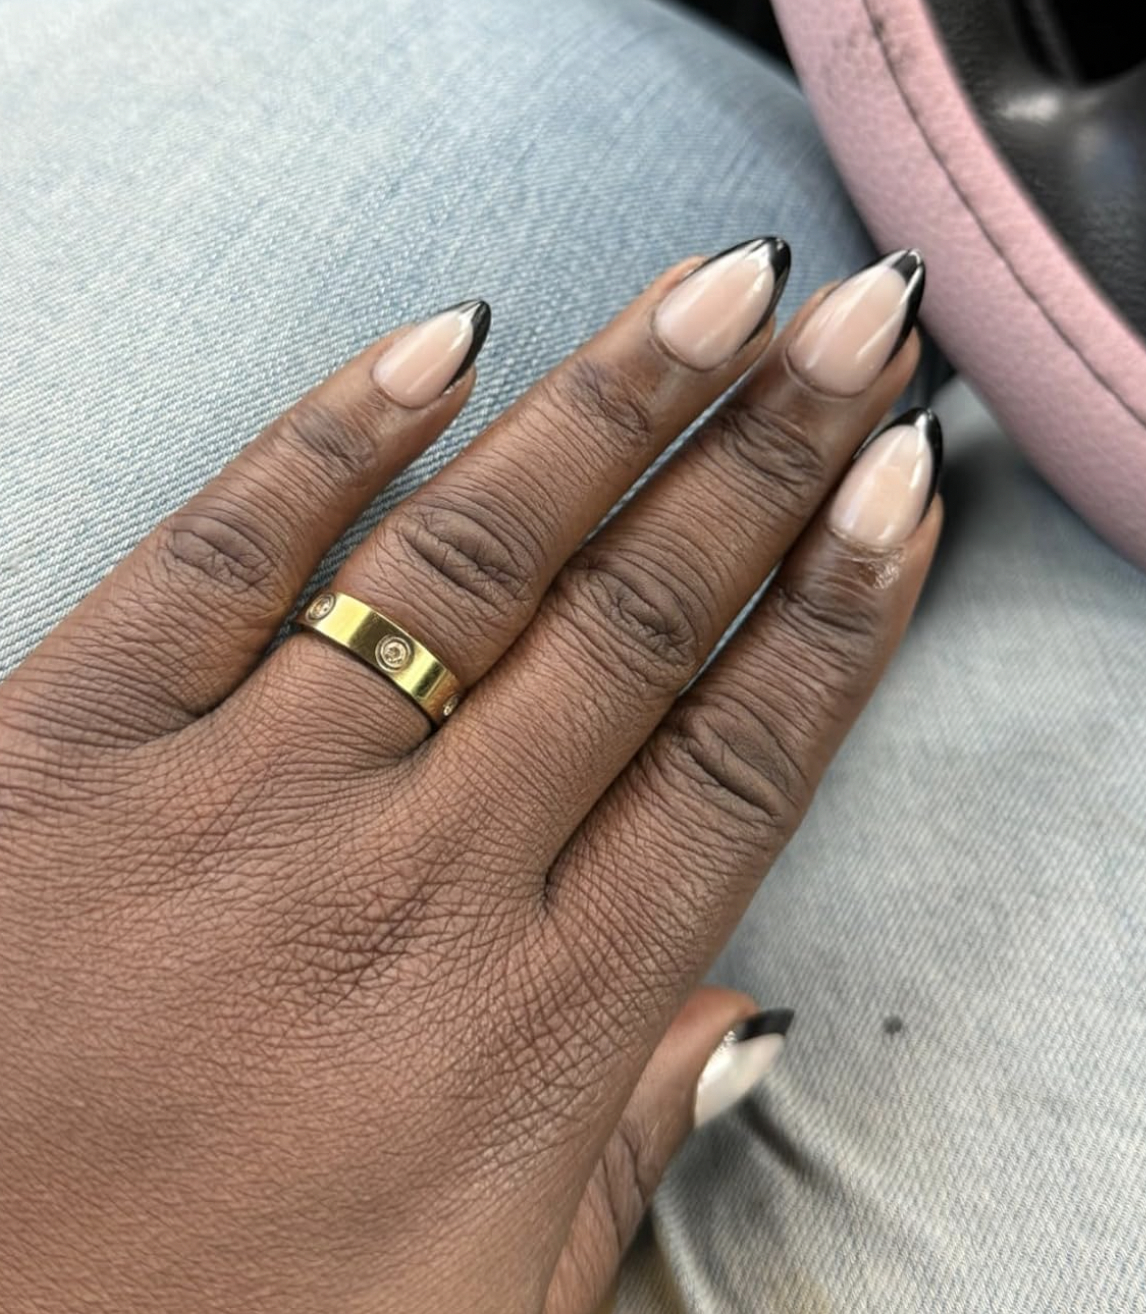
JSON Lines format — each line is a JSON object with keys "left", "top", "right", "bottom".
{"left": 0, "top": 240, "right": 938, "bottom": 1313}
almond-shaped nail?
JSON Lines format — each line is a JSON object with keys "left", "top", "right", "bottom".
{"left": 372, "top": 300, "right": 491, "bottom": 408}
{"left": 654, "top": 237, "right": 790, "bottom": 371}
{"left": 829, "top": 408, "right": 942, "bottom": 547}
{"left": 694, "top": 1009, "right": 794, "bottom": 1128}
{"left": 788, "top": 250, "right": 924, "bottom": 396}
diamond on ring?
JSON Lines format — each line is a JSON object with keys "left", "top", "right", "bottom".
{"left": 306, "top": 593, "right": 336, "bottom": 623}
{"left": 442, "top": 694, "right": 460, "bottom": 717}
{"left": 376, "top": 636, "right": 413, "bottom": 671}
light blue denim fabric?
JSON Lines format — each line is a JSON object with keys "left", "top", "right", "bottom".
{"left": 1, "top": 2, "right": 1144, "bottom": 1312}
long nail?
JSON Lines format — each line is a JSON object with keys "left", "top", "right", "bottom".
{"left": 372, "top": 300, "right": 491, "bottom": 408}
{"left": 654, "top": 237, "right": 790, "bottom": 371}
{"left": 828, "top": 408, "right": 942, "bottom": 547}
{"left": 694, "top": 1009, "right": 794, "bottom": 1128}
{"left": 788, "top": 250, "right": 924, "bottom": 395}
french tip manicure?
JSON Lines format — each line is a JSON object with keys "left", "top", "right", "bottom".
{"left": 445, "top": 299, "right": 492, "bottom": 389}
{"left": 788, "top": 246, "right": 926, "bottom": 396}
{"left": 763, "top": 235, "right": 791, "bottom": 276}
{"left": 694, "top": 235, "right": 791, "bottom": 301}
{"left": 899, "top": 405, "right": 942, "bottom": 447}
{"left": 876, "top": 247, "right": 925, "bottom": 297}
{"left": 747, "top": 236, "right": 791, "bottom": 339}
{"left": 372, "top": 299, "right": 492, "bottom": 408}
{"left": 885, "top": 247, "right": 925, "bottom": 278}
{"left": 884, "top": 250, "right": 926, "bottom": 352}
{"left": 730, "top": 1008, "right": 795, "bottom": 1041}
{"left": 829, "top": 407, "right": 943, "bottom": 547}
{"left": 453, "top": 298, "right": 492, "bottom": 329}
{"left": 694, "top": 1009, "right": 793, "bottom": 1128}
{"left": 700, "top": 234, "right": 786, "bottom": 265}
{"left": 897, "top": 406, "right": 943, "bottom": 507}
{"left": 655, "top": 235, "right": 790, "bottom": 371}
{"left": 765, "top": 235, "right": 791, "bottom": 296}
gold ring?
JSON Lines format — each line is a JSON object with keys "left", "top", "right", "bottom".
{"left": 295, "top": 591, "right": 462, "bottom": 725}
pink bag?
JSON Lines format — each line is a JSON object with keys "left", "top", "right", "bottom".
{"left": 773, "top": 0, "right": 1146, "bottom": 566}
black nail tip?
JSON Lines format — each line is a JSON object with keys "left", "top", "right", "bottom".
{"left": 878, "top": 406, "right": 944, "bottom": 509}
{"left": 744, "top": 238, "right": 791, "bottom": 346}
{"left": 443, "top": 299, "right": 491, "bottom": 390}
{"left": 691, "top": 235, "right": 766, "bottom": 269}
{"left": 915, "top": 407, "right": 944, "bottom": 508}
{"left": 763, "top": 235, "right": 792, "bottom": 280}
{"left": 886, "top": 247, "right": 925, "bottom": 283}
{"left": 729, "top": 1009, "right": 795, "bottom": 1043}
{"left": 849, "top": 248, "right": 926, "bottom": 367}
{"left": 687, "top": 235, "right": 792, "bottom": 350}
{"left": 692, "top": 235, "right": 790, "bottom": 276}
{"left": 883, "top": 248, "right": 926, "bottom": 359}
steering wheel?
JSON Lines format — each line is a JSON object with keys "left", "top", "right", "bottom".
{"left": 774, "top": 0, "right": 1146, "bottom": 565}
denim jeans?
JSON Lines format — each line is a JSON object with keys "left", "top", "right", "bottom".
{"left": 2, "top": 1, "right": 1144, "bottom": 1311}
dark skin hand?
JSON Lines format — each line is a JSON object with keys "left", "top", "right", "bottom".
{"left": 0, "top": 241, "right": 939, "bottom": 1313}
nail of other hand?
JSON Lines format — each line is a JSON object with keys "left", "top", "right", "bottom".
{"left": 694, "top": 1008, "right": 794, "bottom": 1127}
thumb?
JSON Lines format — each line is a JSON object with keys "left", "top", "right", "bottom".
{"left": 544, "top": 988, "right": 794, "bottom": 1314}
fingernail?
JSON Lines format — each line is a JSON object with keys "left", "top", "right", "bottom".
{"left": 828, "top": 408, "right": 942, "bottom": 547}
{"left": 372, "top": 300, "right": 491, "bottom": 408}
{"left": 654, "top": 237, "right": 790, "bottom": 371}
{"left": 788, "top": 250, "right": 924, "bottom": 395}
{"left": 694, "top": 1009, "right": 794, "bottom": 1128}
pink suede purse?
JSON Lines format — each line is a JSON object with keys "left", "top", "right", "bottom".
{"left": 773, "top": 0, "right": 1146, "bottom": 566}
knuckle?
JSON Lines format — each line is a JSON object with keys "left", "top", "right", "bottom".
{"left": 538, "top": 356, "right": 657, "bottom": 458}
{"left": 658, "top": 693, "right": 811, "bottom": 832}
{"left": 154, "top": 502, "right": 281, "bottom": 604}
{"left": 711, "top": 402, "right": 828, "bottom": 512}
{"left": 270, "top": 395, "right": 380, "bottom": 487}
{"left": 386, "top": 492, "right": 539, "bottom": 617}
{"left": 768, "top": 573, "right": 884, "bottom": 698}
{"left": 556, "top": 547, "right": 705, "bottom": 689}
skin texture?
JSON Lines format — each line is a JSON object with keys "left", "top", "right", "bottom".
{"left": 0, "top": 252, "right": 939, "bottom": 1314}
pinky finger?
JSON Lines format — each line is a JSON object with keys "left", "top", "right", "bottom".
{"left": 552, "top": 410, "right": 943, "bottom": 1009}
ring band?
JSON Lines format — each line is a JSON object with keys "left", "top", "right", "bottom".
{"left": 295, "top": 591, "right": 462, "bottom": 725}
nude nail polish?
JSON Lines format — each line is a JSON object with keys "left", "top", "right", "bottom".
{"left": 788, "top": 250, "right": 925, "bottom": 395}
{"left": 372, "top": 300, "right": 491, "bottom": 408}
{"left": 654, "top": 237, "right": 790, "bottom": 371}
{"left": 694, "top": 1009, "right": 794, "bottom": 1128}
{"left": 828, "top": 409, "right": 942, "bottom": 547}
